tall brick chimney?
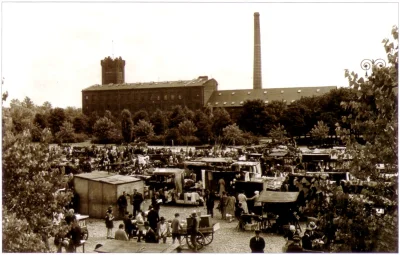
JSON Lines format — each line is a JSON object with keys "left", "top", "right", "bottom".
{"left": 253, "top": 12, "right": 262, "bottom": 90}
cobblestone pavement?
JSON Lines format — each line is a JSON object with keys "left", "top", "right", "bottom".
{"left": 50, "top": 199, "right": 304, "bottom": 253}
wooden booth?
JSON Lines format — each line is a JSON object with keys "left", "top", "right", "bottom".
{"left": 74, "top": 171, "right": 144, "bottom": 218}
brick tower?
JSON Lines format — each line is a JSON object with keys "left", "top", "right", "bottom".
{"left": 253, "top": 12, "right": 262, "bottom": 90}
{"left": 101, "top": 56, "right": 125, "bottom": 85}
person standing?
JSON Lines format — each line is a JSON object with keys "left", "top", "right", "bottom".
{"left": 248, "top": 190, "right": 262, "bottom": 215}
{"left": 189, "top": 212, "right": 200, "bottom": 252}
{"left": 115, "top": 224, "right": 129, "bottom": 241}
{"left": 204, "top": 190, "right": 216, "bottom": 218}
{"left": 171, "top": 213, "right": 182, "bottom": 245}
{"left": 105, "top": 206, "right": 114, "bottom": 239}
{"left": 132, "top": 189, "right": 144, "bottom": 217}
{"left": 117, "top": 191, "right": 128, "bottom": 220}
{"left": 226, "top": 192, "right": 236, "bottom": 222}
{"left": 238, "top": 190, "right": 249, "bottom": 214}
{"left": 218, "top": 178, "right": 226, "bottom": 197}
{"left": 147, "top": 205, "right": 159, "bottom": 233}
{"left": 220, "top": 191, "right": 228, "bottom": 220}
{"left": 249, "top": 229, "right": 266, "bottom": 253}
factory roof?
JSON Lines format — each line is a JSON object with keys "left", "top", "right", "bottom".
{"left": 82, "top": 76, "right": 212, "bottom": 91}
{"left": 206, "top": 86, "right": 337, "bottom": 107}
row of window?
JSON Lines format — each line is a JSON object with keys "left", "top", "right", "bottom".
{"left": 217, "top": 89, "right": 321, "bottom": 96}
{"left": 85, "top": 94, "right": 192, "bottom": 101}
{"left": 209, "top": 99, "right": 296, "bottom": 106}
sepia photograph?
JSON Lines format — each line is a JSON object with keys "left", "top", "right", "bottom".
{"left": 1, "top": 0, "right": 398, "bottom": 253}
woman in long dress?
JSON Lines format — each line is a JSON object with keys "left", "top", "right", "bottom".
{"left": 218, "top": 178, "right": 226, "bottom": 197}
{"left": 226, "top": 193, "right": 236, "bottom": 220}
{"left": 237, "top": 191, "right": 249, "bottom": 214}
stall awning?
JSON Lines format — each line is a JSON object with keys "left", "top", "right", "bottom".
{"left": 259, "top": 191, "right": 299, "bottom": 203}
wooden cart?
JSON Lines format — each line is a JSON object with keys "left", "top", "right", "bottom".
{"left": 179, "top": 216, "right": 219, "bottom": 250}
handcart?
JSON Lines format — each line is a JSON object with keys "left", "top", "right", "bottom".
{"left": 179, "top": 216, "right": 219, "bottom": 250}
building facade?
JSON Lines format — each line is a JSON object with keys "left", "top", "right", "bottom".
{"left": 82, "top": 70, "right": 218, "bottom": 116}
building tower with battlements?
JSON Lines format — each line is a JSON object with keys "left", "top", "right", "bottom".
{"left": 101, "top": 56, "right": 125, "bottom": 85}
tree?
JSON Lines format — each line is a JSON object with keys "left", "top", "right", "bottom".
{"left": 222, "top": 123, "right": 243, "bottom": 146}
{"left": 87, "top": 111, "right": 100, "bottom": 134}
{"left": 268, "top": 124, "right": 289, "bottom": 144}
{"left": 264, "top": 101, "right": 287, "bottom": 133}
{"left": 22, "top": 96, "right": 35, "bottom": 109}
{"left": 211, "top": 107, "right": 232, "bottom": 139}
{"left": 133, "top": 119, "right": 155, "bottom": 142}
{"left": 133, "top": 110, "right": 149, "bottom": 125}
{"left": 237, "top": 99, "right": 269, "bottom": 135}
{"left": 121, "top": 109, "right": 133, "bottom": 143}
{"left": 48, "top": 107, "right": 66, "bottom": 135}
{"left": 169, "top": 105, "right": 186, "bottom": 128}
{"left": 9, "top": 99, "right": 35, "bottom": 133}
{"left": 64, "top": 107, "right": 82, "bottom": 123}
{"left": 33, "top": 113, "right": 47, "bottom": 129}
{"left": 93, "top": 117, "right": 116, "bottom": 144}
{"left": 2, "top": 129, "right": 73, "bottom": 252}
{"left": 315, "top": 26, "right": 398, "bottom": 253}
{"left": 55, "top": 121, "right": 76, "bottom": 144}
{"left": 178, "top": 120, "right": 198, "bottom": 151}
{"left": 281, "top": 101, "right": 310, "bottom": 138}
{"left": 150, "top": 109, "right": 168, "bottom": 136}
{"left": 72, "top": 114, "right": 89, "bottom": 134}
{"left": 182, "top": 106, "right": 195, "bottom": 121}
{"left": 193, "top": 110, "right": 212, "bottom": 144}
{"left": 310, "top": 120, "right": 329, "bottom": 146}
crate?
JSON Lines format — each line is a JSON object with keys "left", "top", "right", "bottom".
{"left": 199, "top": 215, "right": 211, "bottom": 228}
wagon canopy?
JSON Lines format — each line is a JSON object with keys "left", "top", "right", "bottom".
{"left": 259, "top": 191, "right": 299, "bottom": 203}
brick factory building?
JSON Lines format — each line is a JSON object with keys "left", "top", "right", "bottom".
{"left": 82, "top": 12, "right": 336, "bottom": 117}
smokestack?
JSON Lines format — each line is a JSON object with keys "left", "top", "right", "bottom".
{"left": 253, "top": 12, "right": 262, "bottom": 90}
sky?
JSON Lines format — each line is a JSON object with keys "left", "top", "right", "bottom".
{"left": 1, "top": 1, "right": 398, "bottom": 108}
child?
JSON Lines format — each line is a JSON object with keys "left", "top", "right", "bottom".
{"left": 105, "top": 206, "right": 115, "bottom": 239}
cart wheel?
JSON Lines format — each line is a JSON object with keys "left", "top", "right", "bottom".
{"left": 186, "top": 232, "right": 205, "bottom": 250}
{"left": 203, "top": 232, "right": 213, "bottom": 245}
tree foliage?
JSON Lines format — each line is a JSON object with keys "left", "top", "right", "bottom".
{"left": 2, "top": 130, "right": 73, "bottom": 252}
{"left": 133, "top": 119, "right": 155, "bottom": 142}
{"left": 237, "top": 99, "right": 269, "bottom": 135}
{"left": 178, "top": 120, "right": 198, "bottom": 149}
{"left": 268, "top": 124, "right": 289, "bottom": 144}
{"left": 133, "top": 110, "right": 149, "bottom": 125}
{"left": 93, "top": 117, "right": 119, "bottom": 144}
{"left": 317, "top": 26, "right": 399, "bottom": 252}
{"left": 121, "top": 109, "right": 133, "bottom": 143}
{"left": 222, "top": 123, "right": 243, "bottom": 145}
{"left": 310, "top": 120, "right": 329, "bottom": 145}
{"left": 48, "top": 107, "right": 66, "bottom": 135}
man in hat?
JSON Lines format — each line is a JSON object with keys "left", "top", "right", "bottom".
{"left": 249, "top": 229, "right": 265, "bottom": 253}
{"left": 157, "top": 216, "right": 170, "bottom": 244}
{"left": 286, "top": 235, "right": 303, "bottom": 253}
{"left": 131, "top": 189, "right": 144, "bottom": 217}
{"left": 189, "top": 211, "right": 200, "bottom": 251}
{"left": 117, "top": 191, "right": 128, "bottom": 220}
{"left": 144, "top": 221, "right": 158, "bottom": 243}
{"left": 147, "top": 205, "right": 159, "bottom": 233}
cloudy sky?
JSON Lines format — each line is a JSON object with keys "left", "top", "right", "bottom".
{"left": 2, "top": 1, "right": 398, "bottom": 108}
